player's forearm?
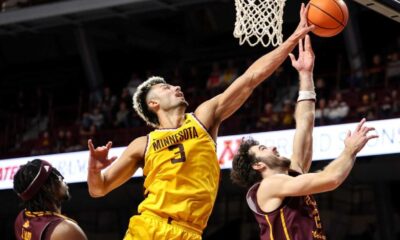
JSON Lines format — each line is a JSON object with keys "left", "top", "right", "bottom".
{"left": 243, "top": 37, "right": 298, "bottom": 87}
{"left": 295, "top": 71, "right": 315, "bottom": 127}
{"left": 292, "top": 103, "right": 315, "bottom": 173}
{"left": 322, "top": 148, "right": 357, "bottom": 189}
{"left": 299, "top": 72, "right": 314, "bottom": 91}
{"left": 87, "top": 170, "right": 107, "bottom": 197}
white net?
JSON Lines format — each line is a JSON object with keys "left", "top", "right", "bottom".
{"left": 234, "top": 0, "right": 286, "bottom": 47}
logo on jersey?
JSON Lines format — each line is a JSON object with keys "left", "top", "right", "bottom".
{"left": 153, "top": 127, "right": 199, "bottom": 151}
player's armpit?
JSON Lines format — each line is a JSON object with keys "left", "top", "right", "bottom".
{"left": 194, "top": 73, "right": 255, "bottom": 131}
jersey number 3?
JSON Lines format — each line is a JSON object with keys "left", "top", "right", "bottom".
{"left": 169, "top": 144, "right": 186, "bottom": 163}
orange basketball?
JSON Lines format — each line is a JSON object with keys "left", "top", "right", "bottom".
{"left": 307, "top": 0, "right": 349, "bottom": 37}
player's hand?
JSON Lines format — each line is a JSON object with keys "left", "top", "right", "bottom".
{"left": 344, "top": 119, "right": 379, "bottom": 156}
{"left": 290, "top": 3, "right": 315, "bottom": 42}
{"left": 289, "top": 34, "right": 315, "bottom": 74}
{"left": 88, "top": 139, "right": 117, "bottom": 173}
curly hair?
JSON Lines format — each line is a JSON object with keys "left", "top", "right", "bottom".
{"left": 230, "top": 138, "right": 262, "bottom": 188}
{"left": 13, "top": 159, "right": 64, "bottom": 212}
{"left": 132, "top": 76, "right": 166, "bottom": 128}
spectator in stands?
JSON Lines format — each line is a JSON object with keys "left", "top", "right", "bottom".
{"left": 206, "top": 62, "right": 222, "bottom": 95}
{"left": 54, "top": 129, "right": 66, "bottom": 153}
{"left": 281, "top": 100, "right": 295, "bottom": 128}
{"left": 346, "top": 69, "right": 364, "bottom": 90}
{"left": 80, "top": 124, "right": 96, "bottom": 140}
{"left": 256, "top": 102, "right": 280, "bottom": 131}
{"left": 64, "top": 130, "right": 81, "bottom": 152}
{"left": 80, "top": 112, "right": 92, "bottom": 131}
{"left": 102, "top": 86, "right": 117, "bottom": 105}
{"left": 366, "top": 53, "right": 385, "bottom": 88}
{"left": 315, "top": 77, "right": 330, "bottom": 100}
{"left": 13, "top": 159, "right": 87, "bottom": 240}
{"left": 89, "top": 107, "right": 105, "bottom": 130}
{"left": 385, "top": 51, "right": 400, "bottom": 87}
{"left": 315, "top": 98, "right": 329, "bottom": 126}
{"left": 274, "top": 65, "right": 292, "bottom": 89}
{"left": 327, "top": 92, "right": 349, "bottom": 124}
{"left": 120, "top": 87, "right": 132, "bottom": 109}
{"left": 100, "top": 87, "right": 117, "bottom": 127}
{"left": 127, "top": 73, "right": 143, "bottom": 96}
{"left": 32, "top": 131, "right": 52, "bottom": 155}
{"left": 392, "top": 89, "right": 399, "bottom": 115}
{"left": 114, "top": 102, "right": 130, "bottom": 128}
{"left": 357, "top": 93, "right": 374, "bottom": 119}
{"left": 220, "top": 60, "right": 238, "bottom": 87}
{"left": 129, "top": 110, "right": 142, "bottom": 128}
{"left": 379, "top": 95, "right": 393, "bottom": 118}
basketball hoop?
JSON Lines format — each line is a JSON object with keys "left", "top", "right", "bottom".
{"left": 233, "top": 0, "right": 287, "bottom": 47}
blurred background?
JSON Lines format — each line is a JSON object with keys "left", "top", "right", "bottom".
{"left": 0, "top": 0, "right": 399, "bottom": 239}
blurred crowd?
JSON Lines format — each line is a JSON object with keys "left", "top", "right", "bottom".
{"left": 0, "top": 50, "right": 399, "bottom": 159}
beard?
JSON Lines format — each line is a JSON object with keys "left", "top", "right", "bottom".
{"left": 178, "top": 98, "right": 189, "bottom": 108}
{"left": 180, "top": 100, "right": 189, "bottom": 108}
{"left": 63, "top": 190, "right": 71, "bottom": 201}
{"left": 164, "top": 99, "right": 189, "bottom": 111}
{"left": 260, "top": 155, "right": 291, "bottom": 171}
{"left": 58, "top": 183, "right": 71, "bottom": 202}
{"left": 53, "top": 188, "right": 71, "bottom": 210}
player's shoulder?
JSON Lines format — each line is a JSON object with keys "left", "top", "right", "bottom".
{"left": 129, "top": 135, "right": 148, "bottom": 148}
{"left": 124, "top": 135, "right": 148, "bottom": 157}
{"left": 132, "top": 135, "right": 148, "bottom": 143}
{"left": 51, "top": 219, "right": 87, "bottom": 240}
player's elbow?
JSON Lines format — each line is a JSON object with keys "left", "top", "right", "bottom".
{"left": 296, "top": 112, "right": 315, "bottom": 129}
{"left": 317, "top": 171, "right": 342, "bottom": 192}
{"left": 325, "top": 175, "right": 342, "bottom": 191}
{"left": 242, "top": 71, "right": 263, "bottom": 88}
{"left": 88, "top": 186, "right": 106, "bottom": 198}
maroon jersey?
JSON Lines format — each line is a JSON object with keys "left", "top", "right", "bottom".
{"left": 14, "top": 210, "right": 69, "bottom": 240}
{"left": 246, "top": 171, "right": 326, "bottom": 240}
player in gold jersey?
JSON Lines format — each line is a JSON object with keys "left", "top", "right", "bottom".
{"left": 87, "top": 4, "right": 315, "bottom": 239}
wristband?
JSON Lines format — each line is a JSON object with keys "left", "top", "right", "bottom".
{"left": 297, "top": 91, "right": 316, "bottom": 102}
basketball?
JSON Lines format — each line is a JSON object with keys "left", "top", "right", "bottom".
{"left": 307, "top": 0, "right": 349, "bottom": 37}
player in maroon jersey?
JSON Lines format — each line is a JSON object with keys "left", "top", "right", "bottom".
{"left": 231, "top": 35, "right": 379, "bottom": 240}
{"left": 13, "top": 159, "right": 87, "bottom": 240}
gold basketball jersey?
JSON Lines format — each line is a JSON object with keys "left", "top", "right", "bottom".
{"left": 138, "top": 113, "right": 220, "bottom": 233}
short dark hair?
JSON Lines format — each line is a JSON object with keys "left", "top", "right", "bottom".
{"left": 132, "top": 76, "right": 166, "bottom": 128}
{"left": 230, "top": 138, "right": 262, "bottom": 188}
{"left": 13, "top": 159, "right": 64, "bottom": 211}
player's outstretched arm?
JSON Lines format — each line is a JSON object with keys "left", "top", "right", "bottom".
{"left": 87, "top": 136, "right": 146, "bottom": 197}
{"left": 290, "top": 35, "right": 316, "bottom": 173}
{"left": 195, "top": 4, "right": 314, "bottom": 134}
{"left": 260, "top": 119, "right": 378, "bottom": 197}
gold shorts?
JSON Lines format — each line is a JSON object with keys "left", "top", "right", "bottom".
{"left": 124, "top": 212, "right": 202, "bottom": 240}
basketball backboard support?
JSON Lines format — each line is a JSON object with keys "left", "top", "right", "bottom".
{"left": 353, "top": 0, "right": 400, "bottom": 23}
